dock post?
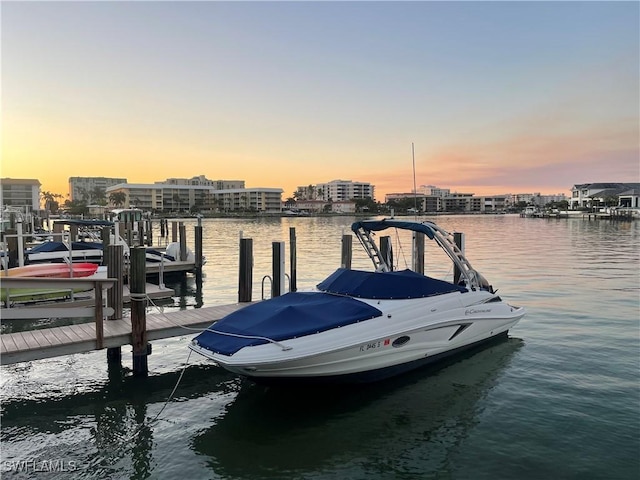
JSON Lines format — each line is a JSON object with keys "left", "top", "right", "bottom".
{"left": 289, "top": 227, "right": 297, "bottom": 292}
{"left": 160, "top": 219, "right": 166, "bottom": 238}
{"left": 147, "top": 219, "right": 153, "bottom": 246}
{"left": 413, "top": 232, "right": 425, "bottom": 274}
{"left": 341, "top": 234, "right": 352, "bottom": 269}
{"left": 101, "top": 225, "right": 111, "bottom": 268}
{"left": 238, "top": 237, "right": 253, "bottom": 302}
{"left": 6, "top": 229, "right": 18, "bottom": 269}
{"left": 272, "top": 241, "right": 285, "bottom": 298}
{"left": 69, "top": 224, "right": 78, "bottom": 242}
{"left": 138, "top": 222, "right": 145, "bottom": 247}
{"left": 171, "top": 221, "right": 178, "bottom": 243}
{"left": 195, "top": 219, "right": 203, "bottom": 269}
{"left": 126, "top": 227, "right": 133, "bottom": 247}
{"left": 94, "top": 282, "right": 104, "bottom": 350}
{"left": 380, "top": 236, "right": 393, "bottom": 271}
{"left": 105, "top": 244, "right": 124, "bottom": 365}
{"left": 130, "top": 247, "right": 148, "bottom": 376}
{"left": 453, "top": 232, "right": 465, "bottom": 284}
{"left": 16, "top": 222, "right": 25, "bottom": 267}
{"left": 179, "top": 222, "right": 187, "bottom": 261}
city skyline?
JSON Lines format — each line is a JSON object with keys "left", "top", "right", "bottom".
{"left": 2, "top": 2, "right": 639, "bottom": 200}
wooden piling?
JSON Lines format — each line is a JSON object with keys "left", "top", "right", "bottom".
{"left": 413, "top": 232, "right": 425, "bottom": 274}
{"left": 101, "top": 225, "right": 111, "bottom": 269}
{"left": 6, "top": 229, "right": 18, "bottom": 268}
{"left": 105, "top": 244, "right": 124, "bottom": 364}
{"left": 179, "top": 222, "right": 187, "bottom": 261}
{"left": 272, "top": 241, "right": 285, "bottom": 298}
{"left": 380, "top": 236, "right": 393, "bottom": 271}
{"left": 126, "top": 227, "right": 133, "bottom": 247}
{"left": 341, "top": 234, "right": 352, "bottom": 269}
{"left": 69, "top": 224, "right": 78, "bottom": 242}
{"left": 160, "top": 219, "right": 166, "bottom": 238}
{"left": 289, "top": 227, "right": 297, "bottom": 292}
{"left": 147, "top": 219, "right": 153, "bottom": 246}
{"left": 94, "top": 285, "right": 104, "bottom": 349}
{"left": 138, "top": 222, "right": 144, "bottom": 247}
{"left": 105, "top": 245, "right": 124, "bottom": 320}
{"left": 195, "top": 222, "right": 203, "bottom": 269}
{"left": 130, "top": 247, "right": 148, "bottom": 376}
{"left": 171, "top": 221, "right": 178, "bottom": 243}
{"left": 238, "top": 237, "right": 253, "bottom": 302}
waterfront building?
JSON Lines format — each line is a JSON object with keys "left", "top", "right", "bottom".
{"left": 386, "top": 191, "right": 513, "bottom": 213}
{"left": 106, "top": 180, "right": 283, "bottom": 214}
{"left": 0, "top": 178, "right": 41, "bottom": 213}
{"left": 315, "top": 180, "right": 375, "bottom": 202}
{"left": 511, "top": 193, "right": 567, "bottom": 206}
{"left": 570, "top": 183, "right": 640, "bottom": 209}
{"left": 419, "top": 185, "right": 450, "bottom": 197}
{"left": 160, "top": 176, "right": 244, "bottom": 190}
{"left": 618, "top": 187, "right": 640, "bottom": 209}
{"left": 69, "top": 176, "right": 127, "bottom": 202}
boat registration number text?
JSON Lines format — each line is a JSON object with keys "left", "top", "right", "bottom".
{"left": 359, "top": 339, "right": 390, "bottom": 352}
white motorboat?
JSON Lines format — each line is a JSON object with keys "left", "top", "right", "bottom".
{"left": 190, "top": 219, "right": 525, "bottom": 384}
{"left": 24, "top": 219, "right": 201, "bottom": 267}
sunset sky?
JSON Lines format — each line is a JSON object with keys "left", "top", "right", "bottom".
{"left": 2, "top": 1, "right": 639, "bottom": 201}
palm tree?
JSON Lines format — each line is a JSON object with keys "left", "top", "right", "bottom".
{"left": 91, "top": 187, "right": 107, "bottom": 205}
{"left": 41, "top": 191, "right": 63, "bottom": 214}
{"left": 108, "top": 192, "right": 127, "bottom": 208}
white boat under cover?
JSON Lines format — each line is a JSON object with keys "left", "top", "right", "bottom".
{"left": 190, "top": 219, "right": 525, "bottom": 384}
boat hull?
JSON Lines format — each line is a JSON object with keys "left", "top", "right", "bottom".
{"left": 190, "top": 299, "right": 524, "bottom": 384}
{"left": 2, "top": 263, "right": 99, "bottom": 278}
{"left": 235, "top": 331, "right": 511, "bottom": 385}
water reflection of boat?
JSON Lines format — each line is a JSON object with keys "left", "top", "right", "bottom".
{"left": 190, "top": 220, "right": 525, "bottom": 384}
{"left": 193, "top": 336, "right": 523, "bottom": 478}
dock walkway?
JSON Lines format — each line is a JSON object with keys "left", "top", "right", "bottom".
{"left": 0, "top": 302, "right": 249, "bottom": 365}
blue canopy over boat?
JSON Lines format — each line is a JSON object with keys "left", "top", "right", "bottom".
{"left": 55, "top": 219, "right": 114, "bottom": 227}
{"left": 193, "top": 292, "right": 383, "bottom": 356}
{"left": 317, "top": 268, "right": 467, "bottom": 299}
{"left": 351, "top": 219, "right": 436, "bottom": 239}
{"left": 28, "top": 241, "right": 104, "bottom": 253}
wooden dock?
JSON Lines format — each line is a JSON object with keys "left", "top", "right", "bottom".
{"left": 0, "top": 302, "right": 250, "bottom": 365}
{"left": 1, "top": 279, "right": 175, "bottom": 320}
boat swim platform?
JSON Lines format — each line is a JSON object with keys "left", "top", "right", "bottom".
{"left": 141, "top": 260, "right": 197, "bottom": 276}
{"left": 0, "top": 302, "right": 250, "bottom": 365}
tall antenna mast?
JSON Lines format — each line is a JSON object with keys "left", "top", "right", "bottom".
{"left": 412, "top": 142, "right": 418, "bottom": 219}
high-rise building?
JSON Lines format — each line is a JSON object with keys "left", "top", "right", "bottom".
{"left": 69, "top": 177, "right": 127, "bottom": 202}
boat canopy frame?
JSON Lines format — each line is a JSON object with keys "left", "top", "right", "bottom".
{"left": 351, "top": 219, "right": 483, "bottom": 291}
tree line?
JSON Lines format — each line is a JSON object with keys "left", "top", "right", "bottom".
{"left": 41, "top": 189, "right": 127, "bottom": 216}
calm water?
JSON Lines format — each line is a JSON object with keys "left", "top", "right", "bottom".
{"left": 1, "top": 215, "right": 638, "bottom": 479}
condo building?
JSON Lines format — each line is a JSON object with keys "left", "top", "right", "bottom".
{"left": 106, "top": 176, "right": 283, "bottom": 213}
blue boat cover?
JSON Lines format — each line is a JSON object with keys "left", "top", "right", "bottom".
{"left": 55, "top": 219, "right": 114, "bottom": 227}
{"left": 28, "top": 241, "right": 104, "bottom": 253}
{"left": 317, "top": 268, "right": 467, "bottom": 299}
{"left": 193, "top": 292, "right": 382, "bottom": 356}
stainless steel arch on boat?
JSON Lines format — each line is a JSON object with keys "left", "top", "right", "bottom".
{"left": 351, "top": 219, "right": 482, "bottom": 290}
